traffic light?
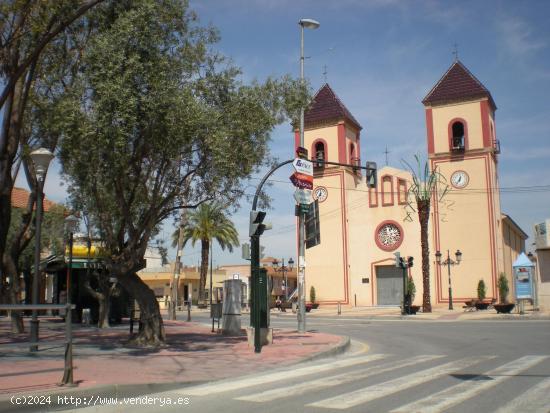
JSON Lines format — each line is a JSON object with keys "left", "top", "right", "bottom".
{"left": 249, "top": 211, "right": 271, "bottom": 237}
{"left": 407, "top": 256, "right": 414, "bottom": 268}
{"left": 366, "top": 161, "right": 377, "bottom": 188}
{"left": 394, "top": 252, "right": 401, "bottom": 268}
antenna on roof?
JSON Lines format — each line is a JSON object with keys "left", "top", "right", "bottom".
{"left": 452, "top": 43, "right": 459, "bottom": 62}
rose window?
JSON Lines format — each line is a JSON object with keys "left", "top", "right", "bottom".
{"left": 375, "top": 222, "right": 403, "bottom": 251}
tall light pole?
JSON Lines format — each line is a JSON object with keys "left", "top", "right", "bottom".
{"left": 29, "top": 148, "right": 54, "bottom": 352}
{"left": 298, "top": 17, "right": 319, "bottom": 333}
{"left": 62, "top": 214, "right": 78, "bottom": 386}
{"left": 272, "top": 258, "right": 294, "bottom": 301}
{"left": 435, "top": 249, "right": 462, "bottom": 310}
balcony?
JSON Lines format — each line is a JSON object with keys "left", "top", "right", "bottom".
{"left": 493, "top": 139, "right": 501, "bottom": 154}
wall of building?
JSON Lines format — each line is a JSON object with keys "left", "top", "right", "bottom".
{"left": 535, "top": 249, "right": 550, "bottom": 310}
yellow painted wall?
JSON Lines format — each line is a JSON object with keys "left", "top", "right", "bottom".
{"left": 431, "top": 100, "right": 484, "bottom": 153}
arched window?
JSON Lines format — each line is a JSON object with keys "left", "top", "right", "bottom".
{"left": 315, "top": 141, "right": 326, "bottom": 168}
{"left": 451, "top": 121, "right": 465, "bottom": 150}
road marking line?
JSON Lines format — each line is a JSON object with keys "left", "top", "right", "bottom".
{"left": 237, "top": 355, "right": 444, "bottom": 402}
{"left": 493, "top": 376, "right": 550, "bottom": 413}
{"left": 183, "top": 353, "right": 387, "bottom": 396}
{"left": 390, "top": 355, "right": 549, "bottom": 413}
{"left": 307, "top": 356, "right": 493, "bottom": 410}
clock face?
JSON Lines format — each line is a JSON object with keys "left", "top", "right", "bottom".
{"left": 313, "top": 186, "right": 328, "bottom": 203}
{"left": 451, "top": 170, "right": 469, "bottom": 189}
{"left": 375, "top": 221, "right": 403, "bottom": 251}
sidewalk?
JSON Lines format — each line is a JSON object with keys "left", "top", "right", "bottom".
{"left": 270, "top": 304, "right": 550, "bottom": 321}
{"left": 0, "top": 317, "right": 349, "bottom": 400}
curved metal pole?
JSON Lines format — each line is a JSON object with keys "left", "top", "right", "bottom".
{"left": 252, "top": 159, "right": 294, "bottom": 211}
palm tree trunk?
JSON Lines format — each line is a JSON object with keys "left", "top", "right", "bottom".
{"left": 418, "top": 198, "right": 432, "bottom": 313}
{"left": 199, "top": 239, "right": 209, "bottom": 304}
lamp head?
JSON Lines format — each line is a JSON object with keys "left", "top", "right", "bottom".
{"left": 29, "top": 148, "right": 54, "bottom": 180}
{"left": 435, "top": 250, "right": 442, "bottom": 264}
{"left": 272, "top": 258, "right": 279, "bottom": 268}
{"left": 455, "top": 249, "right": 462, "bottom": 264}
{"left": 299, "top": 18, "right": 320, "bottom": 29}
{"left": 288, "top": 257, "right": 294, "bottom": 269}
{"left": 64, "top": 214, "right": 79, "bottom": 233}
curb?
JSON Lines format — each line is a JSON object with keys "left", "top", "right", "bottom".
{"left": 298, "top": 335, "right": 351, "bottom": 364}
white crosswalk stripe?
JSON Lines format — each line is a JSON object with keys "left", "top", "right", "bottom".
{"left": 307, "top": 355, "right": 494, "bottom": 410}
{"left": 236, "top": 354, "right": 444, "bottom": 403}
{"left": 493, "top": 377, "right": 550, "bottom": 413}
{"left": 183, "top": 353, "right": 387, "bottom": 396}
{"left": 390, "top": 355, "right": 549, "bottom": 413}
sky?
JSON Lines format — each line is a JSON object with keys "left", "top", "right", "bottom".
{"left": 21, "top": 0, "right": 550, "bottom": 267}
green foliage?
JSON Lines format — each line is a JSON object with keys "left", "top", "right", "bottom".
{"left": 477, "top": 279, "right": 487, "bottom": 301}
{"left": 310, "top": 286, "right": 316, "bottom": 303}
{"left": 406, "top": 276, "right": 416, "bottom": 301}
{"left": 498, "top": 273, "right": 509, "bottom": 303}
{"left": 177, "top": 204, "right": 240, "bottom": 252}
{"left": 402, "top": 155, "right": 448, "bottom": 208}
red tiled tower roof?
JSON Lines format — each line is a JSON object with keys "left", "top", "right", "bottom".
{"left": 304, "top": 84, "right": 362, "bottom": 130}
{"left": 11, "top": 187, "right": 57, "bottom": 212}
{"left": 422, "top": 60, "right": 496, "bottom": 109}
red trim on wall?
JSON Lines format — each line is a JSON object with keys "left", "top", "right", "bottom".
{"left": 294, "top": 130, "right": 300, "bottom": 152}
{"left": 426, "top": 109, "right": 435, "bottom": 154}
{"left": 356, "top": 130, "right": 362, "bottom": 166}
{"left": 480, "top": 100, "right": 491, "bottom": 148}
{"left": 381, "top": 175, "right": 394, "bottom": 206}
{"left": 374, "top": 220, "right": 404, "bottom": 252}
{"left": 311, "top": 138, "right": 329, "bottom": 163}
{"left": 337, "top": 123, "right": 346, "bottom": 164}
{"left": 369, "top": 186, "right": 378, "bottom": 207}
{"left": 447, "top": 117, "right": 469, "bottom": 151}
{"left": 397, "top": 179, "right": 407, "bottom": 205}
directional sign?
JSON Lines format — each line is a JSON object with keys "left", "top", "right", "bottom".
{"left": 293, "top": 158, "right": 313, "bottom": 176}
{"left": 294, "top": 188, "right": 312, "bottom": 205}
{"left": 290, "top": 172, "right": 313, "bottom": 190}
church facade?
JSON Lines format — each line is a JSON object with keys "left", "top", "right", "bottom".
{"left": 298, "top": 61, "right": 527, "bottom": 307}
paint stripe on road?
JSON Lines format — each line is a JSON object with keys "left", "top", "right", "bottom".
{"left": 236, "top": 354, "right": 443, "bottom": 403}
{"left": 493, "top": 376, "right": 550, "bottom": 413}
{"left": 183, "top": 353, "right": 387, "bottom": 396}
{"left": 390, "top": 355, "right": 549, "bottom": 413}
{"left": 307, "top": 356, "right": 493, "bottom": 410}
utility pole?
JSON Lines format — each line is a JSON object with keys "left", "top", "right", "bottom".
{"left": 169, "top": 212, "right": 185, "bottom": 320}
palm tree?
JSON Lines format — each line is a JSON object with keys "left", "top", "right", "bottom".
{"left": 173, "top": 203, "right": 239, "bottom": 304}
{"left": 403, "top": 156, "right": 448, "bottom": 313}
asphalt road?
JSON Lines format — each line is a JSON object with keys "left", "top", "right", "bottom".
{"left": 76, "top": 312, "right": 550, "bottom": 413}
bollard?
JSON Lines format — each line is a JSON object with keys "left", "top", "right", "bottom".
{"left": 337, "top": 301, "right": 341, "bottom": 315}
{"left": 82, "top": 308, "right": 91, "bottom": 326}
{"left": 187, "top": 301, "right": 191, "bottom": 322}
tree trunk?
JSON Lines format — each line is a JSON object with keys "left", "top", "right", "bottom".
{"left": 3, "top": 253, "right": 24, "bottom": 333}
{"left": 198, "top": 239, "right": 209, "bottom": 304}
{"left": 418, "top": 198, "right": 432, "bottom": 313}
{"left": 117, "top": 271, "right": 164, "bottom": 346}
{"left": 97, "top": 292, "right": 110, "bottom": 329}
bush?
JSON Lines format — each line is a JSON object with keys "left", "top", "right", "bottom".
{"left": 477, "top": 279, "right": 487, "bottom": 301}
{"left": 310, "top": 286, "right": 316, "bottom": 303}
{"left": 406, "top": 276, "right": 416, "bottom": 302}
{"left": 498, "top": 273, "right": 509, "bottom": 303}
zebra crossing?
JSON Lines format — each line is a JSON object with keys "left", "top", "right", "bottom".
{"left": 180, "top": 352, "right": 550, "bottom": 412}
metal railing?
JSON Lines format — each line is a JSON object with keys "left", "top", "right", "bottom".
{"left": 0, "top": 304, "right": 76, "bottom": 386}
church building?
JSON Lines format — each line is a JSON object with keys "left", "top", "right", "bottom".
{"left": 299, "top": 60, "right": 527, "bottom": 307}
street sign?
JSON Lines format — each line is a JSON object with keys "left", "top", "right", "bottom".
{"left": 294, "top": 188, "right": 312, "bottom": 205}
{"left": 293, "top": 158, "right": 313, "bottom": 176}
{"left": 290, "top": 172, "right": 313, "bottom": 190}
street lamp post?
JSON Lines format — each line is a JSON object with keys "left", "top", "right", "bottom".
{"left": 272, "top": 258, "right": 294, "bottom": 301}
{"left": 29, "top": 148, "right": 54, "bottom": 352}
{"left": 435, "top": 249, "right": 462, "bottom": 310}
{"left": 61, "top": 214, "right": 78, "bottom": 386}
{"left": 298, "top": 17, "right": 319, "bottom": 333}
